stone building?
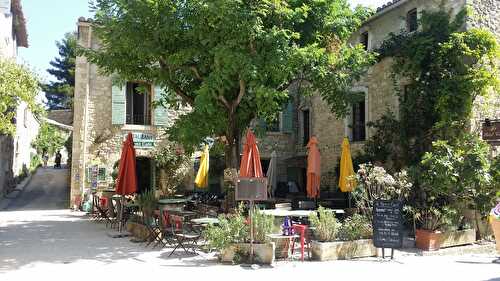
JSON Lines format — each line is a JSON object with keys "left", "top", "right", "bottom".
{"left": 0, "top": 0, "right": 40, "bottom": 197}
{"left": 71, "top": 18, "right": 190, "bottom": 206}
{"left": 257, "top": 0, "right": 500, "bottom": 198}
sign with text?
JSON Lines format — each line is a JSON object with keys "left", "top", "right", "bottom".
{"left": 482, "top": 121, "right": 500, "bottom": 142}
{"left": 128, "top": 132, "right": 155, "bottom": 149}
{"left": 372, "top": 200, "right": 403, "bottom": 249}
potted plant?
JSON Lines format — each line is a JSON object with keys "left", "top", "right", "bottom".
{"left": 203, "top": 204, "right": 276, "bottom": 265}
{"left": 136, "top": 190, "right": 158, "bottom": 224}
{"left": 309, "top": 207, "right": 376, "bottom": 261}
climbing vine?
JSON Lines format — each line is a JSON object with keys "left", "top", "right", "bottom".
{"left": 358, "top": 7, "right": 500, "bottom": 168}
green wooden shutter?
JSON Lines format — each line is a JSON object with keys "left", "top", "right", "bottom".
{"left": 282, "top": 101, "right": 294, "bottom": 133}
{"left": 153, "top": 85, "right": 169, "bottom": 126}
{"left": 111, "top": 85, "right": 126, "bottom": 125}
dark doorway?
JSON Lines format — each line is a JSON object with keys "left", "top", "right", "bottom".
{"left": 136, "top": 157, "right": 152, "bottom": 194}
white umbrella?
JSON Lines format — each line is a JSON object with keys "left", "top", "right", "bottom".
{"left": 266, "top": 151, "right": 278, "bottom": 198}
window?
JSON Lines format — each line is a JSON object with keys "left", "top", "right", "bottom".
{"left": 360, "top": 32, "right": 369, "bottom": 51}
{"left": 407, "top": 9, "right": 418, "bottom": 32}
{"left": 352, "top": 101, "right": 366, "bottom": 142}
{"left": 98, "top": 168, "right": 107, "bottom": 182}
{"left": 126, "top": 82, "right": 151, "bottom": 125}
{"left": 302, "top": 109, "right": 310, "bottom": 146}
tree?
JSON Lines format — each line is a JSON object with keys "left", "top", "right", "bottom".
{"left": 32, "top": 122, "right": 66, "bottom": 156}
{"left": 43, "top": 33, "right": 76, "bottom": 109}
{"left": 83, "top": 0, "right": 374, "bottom": 168}
{"left": 0, "top": 58, "right": 42, "bottom": 135}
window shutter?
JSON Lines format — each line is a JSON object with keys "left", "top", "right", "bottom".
{"left": 282, "top": 101, "right": 294, "bottom": 133}
{"left": 111, "top": 85, "right": 126, "bottom": 125}
{"left": 153, "top": 85, "right": 169, "bottom": 126}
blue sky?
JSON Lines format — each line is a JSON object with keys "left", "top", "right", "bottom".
{"left": 18, "top": 0, "right": 388, "bottom": 83}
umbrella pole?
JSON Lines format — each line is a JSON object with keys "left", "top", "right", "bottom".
{"left": 249, "top": 200, "right": 254, "bottom": 264}
{"left": 119, "top": 195, "right": 124, "bottom": 233}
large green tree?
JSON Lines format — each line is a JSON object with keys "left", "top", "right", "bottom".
{"left": 83, "top": 0, "right": 374, "bottom": 168}
{"left": 43, "top": 33, "right": 76, "bottom": 109}
{"left": 0, "top": 58, "right": 42, "bottom": 135}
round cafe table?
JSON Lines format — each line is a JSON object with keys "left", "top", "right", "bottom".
{"left": 191, "top": 217, "right": 220, "bottom": 225}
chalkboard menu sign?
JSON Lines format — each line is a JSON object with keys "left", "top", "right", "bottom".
{"left": 372, "top": 200, "right": 403, "bottom": 249}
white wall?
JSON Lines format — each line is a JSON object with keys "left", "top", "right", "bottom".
{"left": 0, "top": 6, "right": 17, "bottom": 59}
{"left": 12, "top": 102, "right": 40, "bottom": 175}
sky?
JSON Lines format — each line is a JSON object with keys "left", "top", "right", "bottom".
{"left": 18, "top": 0, "right": 389, "bottom": 83}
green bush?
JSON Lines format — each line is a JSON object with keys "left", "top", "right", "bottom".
{"left": 251, "top": 207, "right": 275, "bottom": 243}
{"left": 338, "top": 214, "right": 373, "bottom": 241}
{"left": 203, "top": 204, "right": 249, "bottom": 252}
{"left": 309, "top": 206, "right": 340, "bottom": 242}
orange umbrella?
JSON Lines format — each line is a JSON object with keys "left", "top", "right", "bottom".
{"left": 116, "top": 132, "right": 138, "bottom": 195}
{"left": 239, "top": 130, "right": 263, "bottom": 178}
{"left": 306, "top": 136, "right": 321, "bottom": 199}
{"left": 115, "top": 132, "right": 137, "bottom": 232}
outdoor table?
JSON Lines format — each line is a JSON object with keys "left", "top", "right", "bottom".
{"left": 158, "top": 198, "right": 188, "bottom": 212}
{"left": 266, "top": 233, "right": 300, "bottom": 260}
{"left": 191, "top": 217, "right": 220, "bottom": 225}
{"left": 259, "top": 209, "right": 345, "bottom": 218}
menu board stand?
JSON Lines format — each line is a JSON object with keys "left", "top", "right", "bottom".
{"left": 372, "top": 200, "right": 404, "bottom": 260}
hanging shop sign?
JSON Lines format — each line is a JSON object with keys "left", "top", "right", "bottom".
{"left": 128, "top": 132, "right": 155, "bottom": 149}
{"left": 483, "top": 120, "right": 500, "bottom": 142}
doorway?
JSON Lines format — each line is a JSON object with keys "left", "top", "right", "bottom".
{"left": 136, "top": 157, "right": 153, "bottom": 194}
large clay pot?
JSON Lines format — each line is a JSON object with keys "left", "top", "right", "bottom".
{"left": 415, "top": 229, "right": 441, "bottom": 251}
{"left": 491, "top": 218, "right": 500, "bottom": 253}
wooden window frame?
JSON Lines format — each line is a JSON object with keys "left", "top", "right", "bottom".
{"left": 125, "top": 82, "right": 152, "bottom": 126}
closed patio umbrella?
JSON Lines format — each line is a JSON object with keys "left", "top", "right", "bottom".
{"left": 339, "top": 137, "right": 356, "bottom": 192}
{"left": 115, "top": 132, "right": 138, "bottom": 232}
{"left": 306, "top": 136, "right": 321, "bottom": 199}
{"left": 239, "top": 130, "right": 263, "bottom": 178}
{"left": 266, "top": 151, "right": 277, "bottom": 198}
{"left": 194, "top": 145, "right": 209, "bottom": 188}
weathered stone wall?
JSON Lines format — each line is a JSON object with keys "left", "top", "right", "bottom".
{"left": 71, "top": 20, "right": 191, "bottom": 206}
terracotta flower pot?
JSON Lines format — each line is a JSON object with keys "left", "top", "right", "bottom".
{"left": 490, "top": 218, "right": 500, "bottom": 253}
{"left": 415, "top": 229, "right": 441, "bottom": 251}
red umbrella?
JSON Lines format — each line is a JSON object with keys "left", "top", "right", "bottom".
{"left": 306, "top": 136, "right": 321, "bottom": 199}
{"left": 115, "top": 132, "right": 137, "bottom": 231}
{"left": 239, "top": 130, "right": 263, "bottom": 178}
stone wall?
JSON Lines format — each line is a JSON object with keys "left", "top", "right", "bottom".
{"left": 71, "top": 20, "right": 191, "bottom": 206}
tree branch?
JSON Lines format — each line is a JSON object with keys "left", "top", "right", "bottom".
{"left": 218, "top": 95, "right": 231, "bottom": 110}
{"left": 233, "top": 79, "right": 246, "bottom": 109}
{"left": 159, "top": 57, "right": 195, "bottom": 105}
{"left": 189, "top": 66, "right": 203, "bottom": 80}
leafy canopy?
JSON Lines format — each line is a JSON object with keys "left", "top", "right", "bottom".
{"left": 32, "top": 122, "right": 66, "bottom": 156}
{"left": 83, "top": 0, "right": 375, "bottom": 162}
{"left": 43, "top": 33, "right": 76, "bottom": 109}
{"left": 0, "top": 59, "right": 42, "bottom": 135}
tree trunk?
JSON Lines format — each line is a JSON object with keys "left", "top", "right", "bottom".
{"left": 224, "top": 112, "right": 240, "bottom": 169}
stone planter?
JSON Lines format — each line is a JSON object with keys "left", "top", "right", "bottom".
{"left": 439, "top": 229, "right": 476, "bottom": 248}
{"left": 125, "top": 221, "right": 150, "bottom": 240}
{"left": 311, "top": 239, "right": 376, "bottom": 261}
{"left": 490, "top": 218, "right": 500, "bottom": 253}
{"left": 220, "top": 242, "right": 275, "bottom": 265}
{"left": 416, "top": 229, "right": 476, "bottom": 251}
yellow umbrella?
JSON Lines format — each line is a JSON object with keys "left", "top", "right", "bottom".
{"left": 194, "top": 145, "right": 209, "bottom": 188}
{"left": 339, "top": 137, "right": 356, "bottom": 192}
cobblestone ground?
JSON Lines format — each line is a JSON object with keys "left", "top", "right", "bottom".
{"left": 0, "top": 168, "right": 499, "bottom": 281}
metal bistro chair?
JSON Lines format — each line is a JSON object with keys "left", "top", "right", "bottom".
{"left": 158, "top": 208, "right": 175, "bottom": 248}
{"left": 168, "top": 214, "right": 201, "bottom": 257}
{"left": 144, "top": 210, "right": 162, "bottom": 248}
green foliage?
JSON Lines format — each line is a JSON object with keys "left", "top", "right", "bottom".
{"left": 135, "top": 190, "right": 158, "bottom": 214}
{"left": 203, "top": 204, "right": 249, "bottom": 252}
{"left": 352, "top": 163, "right": 412, "bottom": 219}
{"left": 0, "top": 59, "right": 42, "bottom": 136}
{"left": 309, "top": 206, "right": 340, "bottom": 242}
{"left": 338, "top": 214, "right": 373, "bottom": 241}
{"left": 251, "top": 207, "right": 276, "bottom": 243}
{"left": 366, "top": 8, "right": 500, "bottom": 168}
{"left": 83, "top": 0, "right": 375, "bottom": 167}
{"left": 43, "top": 33, "right": 76, "bottom": 109}
{"left": 153, "top": 142, "right": 191, "bottom": 196}
{"left": 32, "top": 122, "right": 66, "bottom": 156}
{"left": 30, "top": 155, "right": 42, "bottom": 171}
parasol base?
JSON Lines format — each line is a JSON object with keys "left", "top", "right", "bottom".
{"left": 107, "top": 231, "right": 132, "bottom": 238}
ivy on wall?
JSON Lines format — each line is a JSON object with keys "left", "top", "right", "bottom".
{"left": 357, "top": 7, "right": 500, "bottom": 169}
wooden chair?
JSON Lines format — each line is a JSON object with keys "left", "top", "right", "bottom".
{"left": 168, "top": 214, "right": 201, "bottom": 257}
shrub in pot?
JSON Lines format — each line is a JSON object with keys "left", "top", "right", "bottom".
{"left": 309, "top": 206, "right": 340, "bottom": 242}
{"left": 136, "top": 190, "right": 158, "bottom": 224}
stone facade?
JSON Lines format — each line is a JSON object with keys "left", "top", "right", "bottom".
{"left": 0, "top": 0, "right": 37, "bottom": 197}
{"left": 258, "top": 0, "right": 500, "bottom": 193}
{"left": 71, "top": 19, "right": 190, "bottom": 206}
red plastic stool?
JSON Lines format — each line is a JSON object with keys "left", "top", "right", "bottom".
{"left": 292, "top": 224, "right": 309, "bottom": 261}
{"left": 99, "top": 197, "right": 108, "bottom": 209}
